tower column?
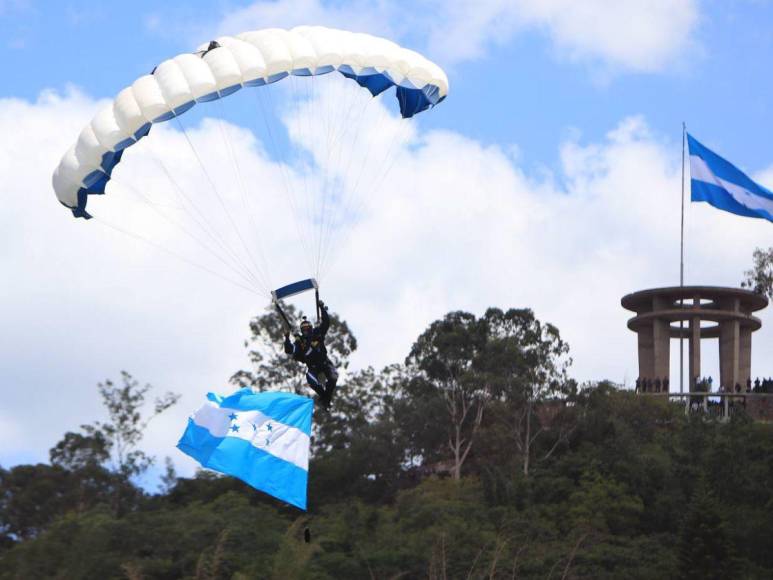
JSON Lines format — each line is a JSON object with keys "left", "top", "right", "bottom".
{"left": 652, "top": 296, "right": 670, "bottom": 389}
{"left": 739, "top": 327, "right": 752, "bottom": 387}
{"left": 719, "top": 297, "right": 741, "bottom": 392}
{"left": 637, "top": 325, "right": 654, "bottom": 380}
{"left": 688, "top": 295, "right": 701, "bottom": 392}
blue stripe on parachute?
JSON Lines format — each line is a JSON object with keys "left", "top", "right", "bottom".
{"left": 340, "top": 70, "right": 394, "bottom": 96}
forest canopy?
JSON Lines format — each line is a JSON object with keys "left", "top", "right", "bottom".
{"left": 2, "top": 306, "right": 772, "bottom": 579}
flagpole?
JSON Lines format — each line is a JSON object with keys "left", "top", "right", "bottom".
{"left": 679, "top": 122, "right": 686, "bottom": 395}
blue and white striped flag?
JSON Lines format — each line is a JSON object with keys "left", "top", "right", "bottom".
{"left": 177, "top": 389, "right": 314, "bottom": 510}
{"left": 688, "top": 133, "right": 773, "bottom": 223}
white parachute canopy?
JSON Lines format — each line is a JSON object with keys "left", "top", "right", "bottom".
{"left": 52, "top": 26, "right": 448, "bottom": 296}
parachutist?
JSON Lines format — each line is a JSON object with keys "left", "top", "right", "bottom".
{"left": 284, "top": 299, "right": 338, "bottom": 409}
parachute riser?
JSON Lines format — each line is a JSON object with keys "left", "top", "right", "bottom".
{"left": 315, "top": 288, "right": 321, "bottom": 324}
{"left": 274, "top": 301, "right": 292, "bottom": 334}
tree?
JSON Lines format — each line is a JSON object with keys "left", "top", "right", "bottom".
{"left": 311, "top": 365, "right": 402, "bottom": 454}
{"left": 568, "top": 470, "right": 644, "bottom": 535}
{"left": 49, "top": 430, "right": 110, "bottom": 471}
{"left": 310, "top": 365, "right": 409, "bottom": 504}
{"left": 96, "top": 371, "right": 179, "bottom": 479}
{"left": 159, "top": 457, "right": 178, "bottom": 495}
{"left": 0, "top": 464, "right": 80, "bottom": 541}
{"left": 677, "top": 479, "right": 738, "bottom": 579}
{"left": 481, "top": 308, "right": 574, "bottom": 477}
{"left": 741, "top": 247, "right": 773, "bottom": 299}
{"left": 46, "top": 372, "right": 179, "bottom": 518}
{"left": 230, "top": 303, "right": 357, "bottom": 394}
{"left": 0, "top": 373, "right": 178, "bottom": 545}
{"left": 4, "top": 381, "right": 773, "bottom": 577}
{"left": 406, "top": 311, "right": 490, "bottom": 481}
{"left": 51, "top": 371, "right": 179, "bottom": 480}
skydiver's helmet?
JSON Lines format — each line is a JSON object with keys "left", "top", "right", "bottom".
{"left": 300, "top": 317, "right": 313, "bottom": 338}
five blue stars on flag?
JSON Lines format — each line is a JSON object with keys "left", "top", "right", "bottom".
{"left": 227, "top": 411, "right": 274, "bottom": 446}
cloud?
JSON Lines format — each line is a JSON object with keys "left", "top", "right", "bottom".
{"left": 212, "top": 0, "right": 699, "bottom": 73}
{"left": 3, "top": 82, "right": 771, "bottom": 477}
{"left": 0, "top": 88, "right": 261, "bottom": 468}
{"left": 754, "top": 165, "right": 773, "bottom": 190}
{"left": 215, "top": 0, "right": 394, "bottom": 39}
{"left": 507, "top": 0, "right": 699, "bottom": 73}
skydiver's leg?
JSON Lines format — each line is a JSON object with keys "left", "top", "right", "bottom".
{"left": 321, "top": 364, "right": 339, "bottom": 405}
{"left": 306, "top": 370, "right": 326, "bottom": 399}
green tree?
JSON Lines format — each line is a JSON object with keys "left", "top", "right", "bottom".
{"left": 0, "top": 465, "right": 79, "bottom": 541}
{"left": 270, "top": 518, "right": 319, "bottom": 579}
{"left": 481, "top": 307, "right": 574, "bottom": 477}
{"left": 6, "top": 314, "right": 773, "bottom": 578}
{"left": 1, "top": 374, "right": 178, "bottom": 548}
{"left": 310, "top": 366, "right": 408, "bottom": 504}
{"left": 49, "top": 430, "right": 110, "bottom": 471}
{"left": 50, "top": 371, "right": 178, "bottom": 482}
{"left": 44, "top": 372, "right": 179, "bottom": 519}
{"left": 404, "top": 308, "right": 574, "bottom": 481}
{"left": 741, "top": 246, "right": 773, "bottom": 299}
{"left": 92, "top": 371, "right": 180, "bottom": 479}
{"left": 677, "top": 479, "right": 738, "bottom": 579}
{"left": 406, "top": 311, "right": 490, "bottom": 480}
{"left": 47, "top": 430, "right": 127, "bottom": 516}
{"left": 568, "top": 470, "right": 644, "bottom": 535}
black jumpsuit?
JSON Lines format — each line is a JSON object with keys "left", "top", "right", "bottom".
{"left": 284, "top": 307, "right": 338, "bottom": 400}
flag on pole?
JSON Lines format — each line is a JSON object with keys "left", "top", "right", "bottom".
{"left": 177, "top": 389, "right": 314, "bottom": 510}
{"left": 687, "top": 133, "right": 773, "bottom": 223}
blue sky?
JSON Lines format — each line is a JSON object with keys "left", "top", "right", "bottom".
{"left": 5, "top": 0, "right": 773, "bottom": 168}
{"left": 2, "top": 0, "right": 773, "bottom": 475}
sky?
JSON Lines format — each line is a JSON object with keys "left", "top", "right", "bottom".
{"left": 2, "top": 0, "right": 773, "bottom": 482}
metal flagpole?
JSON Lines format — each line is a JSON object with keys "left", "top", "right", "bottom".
{"left": 680, "top": 122, "right": 686, "bottom": 394}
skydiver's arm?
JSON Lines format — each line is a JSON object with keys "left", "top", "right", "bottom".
{"left": 318, "top": 303, "right": 330, "bottom": 336}
{"left": 284, "top": 334, "right": 295, "bottom": 355}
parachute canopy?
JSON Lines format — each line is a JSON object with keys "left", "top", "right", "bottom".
{"left": 51, "top": 26, "right": 448, "bottom": 297}
{"left": 52, "top": 26, "right": 448, "bottom": 219}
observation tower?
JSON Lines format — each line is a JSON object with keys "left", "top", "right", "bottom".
{"left": 621, "top": 286, "right": 771, "bottom": 420}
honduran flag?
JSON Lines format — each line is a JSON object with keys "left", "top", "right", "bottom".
{"left": 688, "top": 133, "right": 773, "bottom": 223}
{"left": 177, "top": 389, "right": 313, "bottom": 510}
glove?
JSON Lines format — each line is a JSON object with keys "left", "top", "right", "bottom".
{"left": 318, "top": 299, "right": 327, "bottom": 310}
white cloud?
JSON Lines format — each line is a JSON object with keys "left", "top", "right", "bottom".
{"left": 509, "top": 0, "right": 699, "bottom": 73}
{"left": 2, "top": 83, "right": 771, "bottom": 477}
{"left": 754, "top": 165, "right": 773, "bottom": 190}
{"left": 211, "top": 0, "right": 699, "bottom": 73}
{"left": 215, "top": 0, "right": 394, "bottom": 39}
